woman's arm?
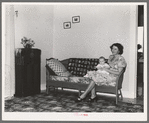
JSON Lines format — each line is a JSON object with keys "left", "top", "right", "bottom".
{"left": 103, "top": 67, "right": 123, "bottom": 75}
{"left": 106, "top": 55, "right": 126, "bottom": 75}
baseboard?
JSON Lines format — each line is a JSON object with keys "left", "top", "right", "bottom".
{"left": 122, "top": 90, "right": 136, "bottom": 98}
{"left": 41, "top": 83, "right": 46, "bottom": 91}
{"left": 5, "top": 96, "right": 14, "bottom": 100}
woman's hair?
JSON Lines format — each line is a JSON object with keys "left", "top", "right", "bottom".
{"left": 110, "top": 43, "right": 124, "bottom": 55}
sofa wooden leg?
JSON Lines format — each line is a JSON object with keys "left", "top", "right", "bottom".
{"left": 116, "top": 90, "right": 118, "bottom": 105}
{"left": 46, "top": 86, "right": 49, "bottom": 94}
{"left": 46, "top": 88, "right": 48, "bottom": 94}
{"left": 78, "top": 90, "right": 81, "bottom": 97}
{"left": 116, "top": 95, "right": 118, "bottom": 105}
{"left": 120, "top": 89, "right": 123, "bottom": 100}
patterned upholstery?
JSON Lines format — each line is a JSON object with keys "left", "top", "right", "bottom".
{"left": 47, "top": 58, "right": 67, "bottom": 72}
{"left": 47, "top": 58, "right": 71, "bottom": 76}
{"left": 46, "top": 64, "right": 57, "bottom": 76}
{"left": 67, "top": 58, "right": 100, "bottom": 77}
{"left": 49, "top": 75, "right": 116, "bottom": 87}
{"left": 49, "top": 75, "right": 69, "bottom": 82}
{"left": 57, "top": 71, "right": 72, "bottom": 77}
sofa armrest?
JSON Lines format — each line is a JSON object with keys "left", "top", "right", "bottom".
{"left": 115, "top": 67, "right": 126, "bottom": 89}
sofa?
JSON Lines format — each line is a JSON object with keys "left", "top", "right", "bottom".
{"left": 46, "top": 58, "right": 126, "bottom": 104}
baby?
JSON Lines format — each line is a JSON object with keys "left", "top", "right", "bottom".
{"left": 84, "top": 56, "right": 110, "bottom": 78}
{"left": 95, "top": 56, "right": 110, "bottom": 75}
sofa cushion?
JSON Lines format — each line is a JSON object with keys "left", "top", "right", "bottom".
{"left": 96, "top": 81, "right": 116, "bottom": 86}
{"left": 47, "top": 58, "right": 67, "bottom": 75}
{"left": 57, "top": 71, "right": 72, "bottom": 77}
{"left": 49, "top": 75, "right": 116, "bottom": 87}
{"left": 69, "top": 76, "right": 91, "bottom": 84}
{"left": 46, "top": 64, "right": 57, "bottom": 76}
{"left": 49, "top": 75, "right": 69, "bottom": 82}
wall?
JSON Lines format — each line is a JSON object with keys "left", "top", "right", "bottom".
{"left": 14, "top": 5, "right": 54, "bottom": 91}
{"left": 137, "top": 27, "right": 144, "bottom": 52}
{"left": 53, "top": 4, "right": 138, "bottom": 98}
{"left": 4, "top": 4, "right": 138, "bottom": 98}
{"left": 3, "top": 5, "right": 15, "bottom": 98}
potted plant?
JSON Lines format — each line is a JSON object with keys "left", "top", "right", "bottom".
{"left": 21, "top": 37, "right": 35, "bottom": 49}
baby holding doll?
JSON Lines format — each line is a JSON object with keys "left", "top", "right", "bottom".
{"left": 96, "top": 56, "right": 110, "bottom": 74}
{"left": 84, "top": 56, "right": 110, "bottom": 79}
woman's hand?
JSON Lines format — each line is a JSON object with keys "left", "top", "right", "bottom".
{"left": 103, "top": 67, "right": 123, "bottom": 75}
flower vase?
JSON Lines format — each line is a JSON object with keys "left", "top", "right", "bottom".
{"left": 25, "top": 44, "right": 32, "bottom": 49}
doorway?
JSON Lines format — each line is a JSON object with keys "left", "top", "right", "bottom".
{"left": 137, "top": 5, "right": 144, "bottom": 99}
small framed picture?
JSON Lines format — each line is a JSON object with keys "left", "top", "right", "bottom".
{"left": 72, "top": 16, "right": 80, "bottom": 23}
{"left": 63, "top": 22, "right": 71, "bottom": 29}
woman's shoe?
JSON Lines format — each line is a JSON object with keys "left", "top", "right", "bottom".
{"left": 76, "top": 97, "right": 86, "bottom": 102}
{"left": 88, "top": 96, "right": 97, "bottom": 102}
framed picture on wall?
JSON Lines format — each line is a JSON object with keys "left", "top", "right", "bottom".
{"left": 63, "top": 22, "right": 71, "bottom": 29}
{"left": 72, "top": 16, "right": 80, "bottom": 23}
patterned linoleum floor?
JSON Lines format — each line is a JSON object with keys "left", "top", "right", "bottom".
{"left": 5, "top": 90, "right": 143, "bottom": 112}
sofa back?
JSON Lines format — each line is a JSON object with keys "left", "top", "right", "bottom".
{"left": 45, "top": 58, "right": 108, "bottom": 77}
{"left": 63, "top": 58, "right": 103, "bottom": 77}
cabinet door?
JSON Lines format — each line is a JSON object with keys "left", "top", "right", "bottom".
{"left": 32, "top": 50, "right": 41, "bottom": 94}
{"left": 15, "top": 65, "right": 25, "bottom": 96}
{"left": 33, "top": 63, "right": 40, "bottom": 94}
{"left": 24, "top": 49, "right": 41, "bottom": 96}
{"left": 24, "top": 64, "right": 34, "bottom": 96}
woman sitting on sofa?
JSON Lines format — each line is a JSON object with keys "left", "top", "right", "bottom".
{"left": 77, "top": 43, "right": 127, "bottom": 102}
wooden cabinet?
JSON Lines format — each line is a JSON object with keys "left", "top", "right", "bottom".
{"left": 15, "top": 48, "right": 41, "bottom": 97}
